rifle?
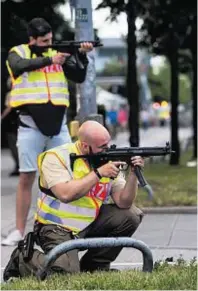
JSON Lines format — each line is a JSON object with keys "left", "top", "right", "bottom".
{"left": 30, "top": 40, "right": 103, "bottom": 69}
{"left": 70, "top": 142, "right": 174, "bottom": 189}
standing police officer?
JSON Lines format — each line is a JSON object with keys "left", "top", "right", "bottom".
{"left": 2, "top": 18, "right": 93, "bottom": 246}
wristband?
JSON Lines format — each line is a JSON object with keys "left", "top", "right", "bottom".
{"left": 93, "top": 168, "right": 102, "bottom": 180}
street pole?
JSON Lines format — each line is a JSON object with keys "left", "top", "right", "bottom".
{"left": 74, "top": 0, "right": 103, "bottom": 124}
{"left": 68, "top": 0, "right": 105, "bottom": 140}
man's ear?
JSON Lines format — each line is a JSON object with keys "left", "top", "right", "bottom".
{"left": 81, "top": 141, "right": 89, "bottom": 152}
{"left": 29, "top": 36, "right": 36, "bottom": 45}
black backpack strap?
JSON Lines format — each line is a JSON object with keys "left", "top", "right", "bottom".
{"left": 38, "top": 177, "right": 56, "bottom": 198}
{"left": 19, "top": 119, "right": 31, "bottom": 128}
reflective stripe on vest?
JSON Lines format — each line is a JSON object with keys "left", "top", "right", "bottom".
{"left": 35, "top": 143, "right": 112, "bottom": 234}
{"left": 35, "top": 191, "right": 97, "bottom": 233}
{"left": 12, "top": 45, "right": 27, "bottom": 58}
{"left": 7, "top": 44, "right": 69, "bottom": 108}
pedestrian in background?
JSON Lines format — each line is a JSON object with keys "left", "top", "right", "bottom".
{"left": 117, "top": 104, "right": 128, "bottom": 130}
{"left": 106, "top": 105, "right": 118, "bottom": 138}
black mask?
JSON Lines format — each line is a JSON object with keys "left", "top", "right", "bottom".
{"left": 88, "top": 146, "right": 104, "bottom": 169}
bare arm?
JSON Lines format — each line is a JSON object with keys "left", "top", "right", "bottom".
{"left": 41, "top": 152, "right": 99, "bottom": 203}
{"left": 111, "top": 172, "right": 138, "bottom": 209}
{"left": 42, "top": 153, "right": 125, "bottom": 204}
{"left": 52, "top": 161, "right": 124, "bottom": 203}
{"left": 51, "top": 172, "right": 99, "bottom": 203}
{"left": 1, "top": 107, "right": 12, "bottom": 121}
{"left": 1, "top": 92, "right": 12, "bottom": 120}
{"left": 111, "top": 157, "right": 144, "bottom": 209}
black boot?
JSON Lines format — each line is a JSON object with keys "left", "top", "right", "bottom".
{"left": 3, "top": 247, "right": 21, "bottom": 282}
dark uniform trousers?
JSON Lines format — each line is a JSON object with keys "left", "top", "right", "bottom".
{"left": 19, "top": 204, "right": 144, "bottom": 276}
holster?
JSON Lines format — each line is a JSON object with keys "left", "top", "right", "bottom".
{"left": 18, "top": 232, "right": 35, "bottom": 263}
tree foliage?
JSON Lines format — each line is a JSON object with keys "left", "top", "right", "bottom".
{"left": 141, "top": 0, "right": 197, "bottom": 162}
{"left": 99, "top": 56, "right": 191, "bottom": 104}
{"left": 96, "top": 0, "right": 147, "bottom": 146}
{"left": 97, "top": 0, "right": 196, "bottom": 162}
{"left": 139, "top": 0, "right": 196, "bottom": 58}
{"left": 148, "top": 58, "right": 191, "bottom": 104}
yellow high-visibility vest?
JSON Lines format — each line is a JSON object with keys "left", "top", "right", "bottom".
{"left": 6, "top": 44, "right": 69, "bottom": 108}
{"left": 35, "top": 143, "right": 112, "bottom": 234}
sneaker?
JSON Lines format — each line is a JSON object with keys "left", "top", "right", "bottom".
{"left": 1, "top": 230, "right": 23, "bottom": 246}
{"left": 186, "top": 160, "right": 197, "bottom": 167}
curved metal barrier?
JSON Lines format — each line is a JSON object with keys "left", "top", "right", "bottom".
{"left": 36, "top": 237, "right": 153, "bottom": 280}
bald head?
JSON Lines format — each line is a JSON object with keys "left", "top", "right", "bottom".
{"left": 78, "top": 121, "right": 111, "bottom": 152}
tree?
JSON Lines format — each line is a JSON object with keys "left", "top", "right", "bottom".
{"left": 139, "top": 0, "right": 196, "bottom": 165}
{"left": 181, "top": 13, "right": 197, "bottom": 161}
{"left": 148, "top": 58, "right": 191, "bottom": 104}
{"left": 96, "top": 0, "right": 196, "bottom": 154}
{"left": 126, "top": 0, "right": 140, "bottom": 146}
{"left": 96, "top": 0, "right": 147, "bottom": 146}
{"left": 190, "top": 16, "right": 197, "bottom": 160}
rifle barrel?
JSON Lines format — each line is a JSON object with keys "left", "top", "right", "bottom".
{"left": 29, "top": 41, "right": 103, "bottom": 54}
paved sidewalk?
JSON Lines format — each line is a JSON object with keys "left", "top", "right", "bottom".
{"left": 1, "top": 127, "right": 197, "bottom": 280}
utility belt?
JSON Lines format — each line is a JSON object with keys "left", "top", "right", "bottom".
{"left": 18, "top": 223, "right": 78, "bottom": 263}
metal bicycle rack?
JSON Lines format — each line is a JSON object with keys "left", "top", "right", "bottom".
{"left": 36, "top": 237, "right": 153, "bottom": 280}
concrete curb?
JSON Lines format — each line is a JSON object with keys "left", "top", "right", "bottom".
{"left": 1, "top": 207, "right": 197, "bottom": 236}
{"left": 1, "top": 207, "right": 197, "bottom": 237}
{"left": 141, "top": 206, "right": 197, "bottom": 214}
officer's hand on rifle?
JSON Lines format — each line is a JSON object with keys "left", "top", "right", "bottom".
{"left": 52, "top": 52, "right": 70, "bottom": 65}
{"left": 130, "top": 156, "right": 144, "bottom": 172}
{"left": 78, "top": 42, "right": 94, "bottom": 53}
{"left": 97, "top": 161, "right": 126, "bottom": 179}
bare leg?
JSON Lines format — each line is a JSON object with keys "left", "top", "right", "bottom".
{"left": 16, "top": 172, "right": 36, "bottom": 235}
